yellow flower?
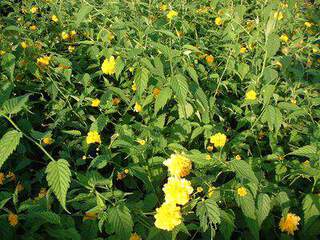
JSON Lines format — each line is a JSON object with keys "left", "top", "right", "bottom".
{"left": 61, "top": 31, "right": 70, "bottom": 40}
{"left": 207, "top": 145, "right": 214, "bottom": 152}
{"left": 43, "top": 136, "right": 53, "bottom": 145}
{"left": 196, "top": 187, "right": 203, "bottom": 193}
{"left": 37, "top": 56, "right": 51, "bottom": 67}
{"left": 304, "top": 21, "right": 313, "bottom": 28}
{"left": 279, "top": 34, "right": 289, "bottom": 43}
{"left": 235, "top": 155, "right": 241, "bottom": 160}
{"left": 167, "top": 10, "right": 178, "bottom": 20}
{"left": 274, "top": 60, "right": 283, "bottom": 68}
{"left": 152, "top": 87, "right": 161, "bottom": 97}
{"left": 124, "top": 169, "right": 129, "bottom": 174}
{"left": 240, "top": 47, "right": 247, "bottom": 54}
{"left": 154, "top": 202, "right": 182, "bottom": 231}
{"left": 215, "top": 17, "right": 223, "bottom": 26}
{"left": 6, "top": 171, "right": 16, "bottom": 181}
{"left": 312, "top": 48, "right": 318, "bottom": 53}
{"left": 205, "top": 154, "right": 211, "bottom": 160}
{"left": 160, "top": 4, "right": 168, "bottom": 11}
{"left": 137, "top": 139, "right": 146, "bottom": 145}
{"left": 86, "top": 131, "right": 101, "bottom": 144}
{"left": 208, "top": 186, "right": 215, "bottom": 197}
{"left": 129, "top": 67, "right": 135, "bottom": 73}
{"left": 134, "top": 102, "right": 142, "bottom": 113}
{"left": 163, "top": 177, "right": 193, "bottom": 205}
{"left": 206, "top": 55, "right": 215, "bottom": 64}
{"left": 21, "top": 42, "right": 28, "bottom": 49}
{"left": 0, "top": 172, "right": 5, "bottom": 185}
{"left": 8, "top": 212, "right": 18, "bottom": 226}
{"left": 280, "top": 3, "right": 288, "bottom": 8}
{"left": 30, "top": 6, "right": 38, "bottom": 14}
{"left": 70, "top": 30, "right": 77, "bottom": 38}
{"left": 51, "top": 15, "right": 58, "bottom": 22}
{"left": 237, "top": 187, "right": 247, "bottom": 197}
{"left": 290, "top": 98, "right": 297, "bottom": 105}
{"left": 210, "top": 132, "right": 227, "bottom": 148}
{"left": 131, "top": 83, "right": 137, "bottom": 92}
{"left": 35, "top": 188, "right": 47, "bottom": 200}
{"left": 163, "top": 153, "right": 192, "bottom": 178}
{"left": 30, "top": 25, "right": 37, "bottom": 31}
{"left": 303, "top": 160, "right": 310, "bottom": 165}
{"left": 306, "top": 58, "right": 312, "bottom": 67}
{"left": 91, "top": 98, "right": 100, "bottom": 107}
{"left": 130, "top": 233, "right": 142, "bottom": 240}
{"left": 112, "top": 97, "right": 121, "bottom": 105}
{"left": 0, "top": 50, "right": 6, "bottom": 56}
{"left": 83, "top": 212, "right": 97, "bottom": 221}
{"left": 68, "top": 46, "right": 75, "bottom": 53}
{"left": 279, "top": 213, "right": 301, "bottom": 235}
{"left": 101, "top": 56, "right": 116, "bottom": 75}
{"left": 245, "top": 90, "right": 257, "bottom": 100}
{"left": 274, "top": 11, "right": 284, "bottom": 20}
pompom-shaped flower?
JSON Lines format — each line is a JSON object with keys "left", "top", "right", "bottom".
{"left": 167, "top": 10, "right": 178, "bottom": 20}
{"left": 210, "top": 132, "right": 227, "bottom": 148}
{"left": 134, "top": 102, "right": 142, "bottom": 112}
{"left": 30, "top": 6, "right": 38, "bottom": 14}
{"left": 215, "top": 17, "right": 223, "bottom": 26}
{"left": 279, "top": 213, "right": 301, "bottom": 235}
{"left": 21, "top": 42, "right": 28, "bottom": 49}
{"left": 43, "top": 136, "right": 53, "bottom": 145}
{"left": 51, "top": 15, "right": 59, "bottom": 22}
{"left": 279, "top": 34, "right": 289, "bottom": 43}
{"left": 245, "top": 90, "right": 257, "bottom": 100}
{"left": 37, "top": 56, "right": 51, "bottom": 67}
{"left": 163, "top": 153, "right": 192, "bottom": 178}
{"left": 8, "top": 212, "right": 18, "bottom": 226}
{"left": 129, "top": 233, "right": 142, "bottom": 240}
{"left": 240, "top": 47, "right": 247, "bottom": 54}
{"left": 237, "top": 187, "right": 247, "bottom": 197}
{"left": 91, "top": 98, "right": 100, "bottom": 107}
{"left": 206, "top": 55, "right": 214, "bottom": 64}
{"left": 61, "top": 31, "right": 70, "bottom": 40}
{"left": 274, "top": 11, "right": 284, "bottom": 20}
{"left": 163, "top": 177, "right": 193, "bottom": 205}
{"left": 101, "top": 56, "right": 116, "bottom": 75}
{"left": 154, "top": 202, "right": 182, "bottom": 231}
{"left": 86, "top": 131, "right": 101, "bottom": 144}
{"left": 304, "top": 21, "right": 313, "bottom": 28}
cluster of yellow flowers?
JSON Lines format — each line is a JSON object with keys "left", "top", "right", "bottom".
{"left": 154, "top": 153, "right": 193, "bottom": 231}
{"left": 61, "top": 30, "right": 77, "bottom": 41}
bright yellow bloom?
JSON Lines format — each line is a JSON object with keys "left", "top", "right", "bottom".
{"left": 83, "top": 212, "right": 97, "bottom": 221}
{"left": 280, "top": 3, "right": 288, "bottom": 8}
{"left": 101, "top": 56, "right": 116, "bottom": 75}
{"left": 8, "top": 212, "right": 18, "bottom": 226}
{"left": 154, "top": 202, "right": 182, "bottom": 231}
{"left": 134, "top": 102, "right": 142, "bottom": 112}
{"left": 21, "top": 42, "right": 28, "bottom": 49}
{"left": 240, "top": 47, "right": 247, "bottom": 54}
{"left": 205, "top": 154, "right": 211, "bottom": 160}
{"left": 245, "top": 90, "right": 257, "bottom": 100}
{"left": 160, "top": 4, "right": 168, "bottom": 11}
{"left": 274, "top": 11, "right": 284, "bottom": 20}
{"left": 51, "top": 15, "right": 58, "bottom": 22}
{"left": 280, "top": 34, "right": 289, "bottom": 43}
{"left": 290, "top": 98, "right": 297, "bottom": 105}
{"left": 0, "top": 50, "right": 6, "bottom": 56}
{"left": 279, "top": 213, "right": 301, "bottom": 235}
{"left": 152, "top": 87, "right": 161, "bottom": 97}
{"left": 0, "top": 172, "right": 5, "bottom": 185}
{"left": 210, "top": 132, "right": 227, "bottom": 148}
{"left": 167, "top": 10, "right": 178, "bottom": 20}
{"left": 131, "top": 83, "right": 137, "bottom": 92}
{"left": 68, "top": 46, "right": 75, "bottom": 53}
{"left": 124, "top": 169, "right": 129, "bottom": 174}
{"left": 163, "top": 153, "right": 192, "bottom": 178}
{"left": 163, "top": 177, "right": 193, "bottom": 205}
{"left": 208, "top": 186, "right": 215, "bottom": 197}
{"left": 235, "top": 155, "right": 241, "bottom": 160}
{"left": 91, "top": 98, "right": 100, "bottom": 107}
{"left": 30, "top": 25, "right": 37, "bottom": 31}
{"left": 61, "top": 32, "right": 70, "bottom": 40}
{"left": 215, "top": 17, "right": 223, "bottom": 26}
{"left": 304, "top": 21, "right": 313, "bottom": 28}
{"left": 86, "top": 131, "right": 101, "bottom": 144}
{"left": 112, "top": 97, "right": 121, "bottom": 105}
{"left": 70, "top": 30, "right": 77, "bottom": 38}
{"left": 30, "top": 6, "right": 38, "bottom": 14}
{"left": 275, "top": 61, "right": 283, "bottom": 68}
{"left": 237, "top": 187, "right": 247, "bottom": 197}
{"left": 196, "top": 187, "right": 203, "bottom": 193}
{"left": 129, "top": 67, "right": 135, "bottom": 73}
{"left": 303, "top": 160, "right": 310, "bottom": 165}
{"left": 37, "top": 56, "right": 51, "bottom": 67}
{"left": 206, "top": 55, "right": 215, "bottom": 64}
{"left": 312, "top": 48, "right": 318, "bottom": 53}
{"left": 137, "top": 139, "right": 146, "bottom": 145}
{"left": 130, "top": 233, "right": 142, "bottom": 240}
{"left": 43, "top": 136, "right": 53, "bottom": 145}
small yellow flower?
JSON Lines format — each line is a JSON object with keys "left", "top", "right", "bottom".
{"left": 160, "top": 4, "right": 168, "bottom": 11}
{"left": 37, "top": 56, "right": 51, "bottom": 67}
{"left": 304, "top": 21, "right": 313, "bottom": 28}
{"left": 237, "top": 187, "right": 247, "bottom": 197}
{"left": 61, "top": 31, "right": 70, "bottom": 40}
{"left": 274, "top": 61, "right": 283, "bottom": 68}
{"left": 280, "top": 3, "right": 288, "bottom": 8}
{"left": 206, "top": 55, "right": 215, "bottom": 64}
{"left": 235, "top": 155, "right": 241, "bottom": 160}
{"left": 137, "top": 139, "right": 146, "bottom": 145}
{"left": 167, "top": 10, "right": 178, "bottom": 20}
{"left": 312, "top": 48, "right": 318, "bottom": 53}
{"left": 303, "top": 160, "right": 310, "bottom": 165}
{"left": 245, "top": 90, "right": 257, "bottom": 100}
{"left": 205, "top": 154, "right": 211, "bottom": 160}
{"left": 208, "top": 186, "right": 215, "bottom": 197}
{"left": 30, "top": 6, "right": 38, "bottom": 14}
{"left": 124, "top": 169, "right": 129, "bottom": 174}
{"left": 290, "top": 98, "right": 297, "bottom": 105}
{"left": 91, "top": 98, "right": 100, "bottom": 107}
{"left": 197, "top": 187, "right": 203, "bottom": 193}
{"left": 130, "top": 233, "right": 142, "bottom": 240}
{"left": 21, "top": 42, "right": 28, "bottom": 49}
{"left": 279, "top": 34, "right": 289, "bottom": 43}
{"left": 154, "top": 202, "right": 182, "bottom": 231}
{"left": 152, "top": 87, "right": 161, "bottom": 97}
{"left": 0, "top": 50, "right": 6, "bottom": 56}
{"left": 306, "top": 58, "right": 312, "bottom": 67}
{"left": 101, "top": 56, "right": 116, "bottom": 75}
{"left": 131, "top": 83, "right": 137, "bottom": 92}
{"left": 112, "top": 97, "right": 121, "bottom": 105}
{"left": 30, "top": 25, "right": 37, "bottom": 31}
{"left": 68, "top": 46, "right": 75, "bottom": 53}
{"left": 279, "top": 213, "right": 301, "bottom": 235}
{"left": 8, "top": 212, "right": 18, "bottom": 226}
{"left": 240, "top": 47, "right": 247, "bottom": 54}
{"left": 0, "top": 172, "right": 5, "bottom": 185}
{"left": 210, "top": 132, "right": 227, "bottom": 148}
{"left": 83, "top": 212, "right": 97, "bottom": 221}
{"left": 70, "top": 30, "right": 77, "bottom": 38}
{"left": 207, "top": 145, "right": 214, "bottom": 152}
{"left": 51, "top": 15, "right": 58, "bottom": 22}
{"left": 129, "top": 67, "right": 134, "bottom": 73}
{"left": 164, "top": 153, "right": 192, "bottom": 178}
{"left": 86, "top": 131, "right": 101, "bottom": 144}
{"left": 215, "top": 17, "right": 223, "bottom": 26}
{"left": 274, "top": 11, "right": 284, "bottom": 20}
{"left": 134, "top": 102, "right": 142, "bottom": 113}
{"left": 43, "top": 136, "right": 53, "bottom": 145}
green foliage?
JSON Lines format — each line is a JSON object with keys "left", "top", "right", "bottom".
{"left": 0, "top": 130, "right": 22, "bottom": 169}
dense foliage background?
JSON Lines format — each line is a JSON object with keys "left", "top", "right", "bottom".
{"left": 0, "top": 0, "right": 319, "bottom": 239}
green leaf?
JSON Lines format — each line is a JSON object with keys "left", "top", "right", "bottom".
{"left": 31, "top": 211, "right": 61, "bottom": 224}
{"left": 75, "top": 5, "right": 93, "bottom": 27}
{"left": 107, "top": 204, "right": 133, "bottom": 240}
{"left": 115, "top": 57, "right": 125, "bottom": 80}
{"left": 219, "top": 209, "right": 235, "bottom": 240}
{"left": 154, "top": 87, "right": 172, "bottom": 115}
{"left": 261, "top": 105, "right": 282, "bottom": 133}
{"left": 256, "top": 193, "right": 271, "bottom": 227}
{"left": 1, "top": 53, "right": 15, "bottom": 81}
{"left": 0, "top": 130, "right": 22, "bottom": 169}
{"left": 262, "top": 85, "right": 275, "bottom": 107}
{"left": 196, "top": 198, "right": 221, "bottom": 232}
{"left": 229, "top": 160, "right": 258, "bottom": 184}
{"left": 46, "top": 159, "right": 71, "bottom": 211}
{"left": 0, "top": 82, "right": 13, "bottom": 107}
{"left": 302, "top": 194, "right": 320, "bottom": 236}
{"left": 288, "top": 145, "right": 317, "bottom": 159}
{"left": 2, "top": 94, "right": 29, "bottom": 114}
{"left": 266, "top": 34, "right": 280, "bottom": 58}
{"left": 170, "top": 74, "right": 189, "bottom": 104}
{"left": 134, "top": 67, "right": 149, "bottom": 98}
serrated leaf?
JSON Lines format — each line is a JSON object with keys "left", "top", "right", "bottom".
{"left": 134, "top": 67, "right": 149, "bottom": 98}
{"left": 266, "top": 34, "right": 280, "bottom": 58}
{"left": 256, "top": 193, "right": 271, "bottom": 227}
{"left": 154, "top": 87, "right": 172, "bottom": 114}
{"left": 46, "top": 159, "right": 71, "bottom": 211}
{"left": 302, "top": 194, "right": 320, "bottom": 237}
{"left": 75, "top": 5, "right": 93, "bottom": 27}
{"left": 32, "top": 211, "right": 61, "bottom": 224}
{"left": 262, "top": 85, "right": 275, "bottom": 107}
{"left": 0, "top": 82, "right": 13, "bottom": 107}
{"left": 288, "top": 145, "right": 317, "bottom": 159}
{"left": 219, "top": 209, "right": 235, "bottom": 240}
{"left": 1, "top": 53, "right": 15, "bottom": 81}
{"left": 229, "top": 160, "right": 258, "bottom": 184}
{"left": 108, "top": 204, "right": 133, "bottom": 240}
{"left": 196, "top": 198, "right": 221, "bottom": 232}
{"left": 2, "top": 94, "right": 29, "bottom": 114}
{"left": 0, "top": 130, "right": 22, "bottom": 169}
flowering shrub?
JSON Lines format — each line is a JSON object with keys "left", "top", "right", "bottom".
{"left": 0, "top": 0, "right": 320, "bottom": 239}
